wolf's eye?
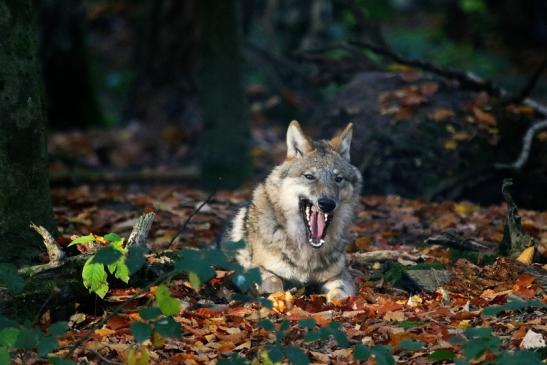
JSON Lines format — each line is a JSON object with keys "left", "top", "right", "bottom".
{"left": 335, "top": 176, "right": 344, "bottom": 183}
{"left": 304, "top": 174, "right": 315, "bottom": 180}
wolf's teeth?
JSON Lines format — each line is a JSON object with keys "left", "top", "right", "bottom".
{"left": 324, "top": 214, "right": 328, "bottom": 222}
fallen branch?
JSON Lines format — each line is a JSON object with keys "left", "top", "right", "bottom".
{"left": 425, "top": 231, "right": 492, "bottom": 252}
{"left": 495, "top": 119, "right": 547, "bottom": 170}
{"left": 352, "top": 250, "right": 430, "bottom": 264}
{"left": 49, "top": 167, "right": 199, "bottom": 185}
{"left": 127, "top": 212, "right": 155, "bottom": 247}
{"left": 19, "top": 212, "right": 156, "bottom": 277}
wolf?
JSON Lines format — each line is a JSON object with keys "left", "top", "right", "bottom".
{"left": 224, "top": 121, "right": 362, "bottom": 302}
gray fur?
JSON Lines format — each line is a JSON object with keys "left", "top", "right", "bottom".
{"left": 224, "top": 121, "right": 362, "bottom": 302}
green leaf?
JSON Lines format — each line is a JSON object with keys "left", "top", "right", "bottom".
{"left": 258, "top": 298, "right": 273, "bottom": 309}
{"left": 67, "top": 234, "right": 95, "bottom": 246}
{"left": 448, "top": 336, "right": 466, "bottom": 344}
{"left": 104, "top": 233, "right": 122, "bottom": 243}
{"left": 37, "top": 335, "right": 58, "bottom": 356}
{"left": 49, "top": 322, "right": 68, "bottom": 337}
{"left": 495, "top": 350, "right": 543, "bottom": 365}
{"left": 297, "top": 318, "right": 316, "bottom": 329}
{"left": 258, "top": 319, "right": 275, "bottom": 332}
{"left": 91, "top": 246, "right": 122, "bottom": 265}
{"left": 285, "top": 346, "right": 309, "bottom": 365}
{"left": 462, "top": 337, "right": 500, "bottom": 360}
{"left": 49, "top": 357, "right": 77, "bottom": 365}
{"left": 223, "top": 240, "right": 246, "bottom": 253}
{"left": 0, "top": 315, "right": 17, "bottom": 330}
{"left": 108, "top": 257, "right": 130, "bottom": 283}
{"left": 130, "top": 322, "right": 151, "bottom": 343}
{"left": 232, "top": 267, "right": 262, "bottom": 292}
{"left": 82, "top": 258, "right": 108, "bottom": 298}
{"left": 139, "top": 307, "right": 162, "bottom": 320}
{"left": 15, "top": 327, "right": 40, "bottom": 349}
{"left": 0, "top": 327, "right": 19, "bottom": 347}
{"left": 266, "top": 344, "right": 284, "bottom": 363}
{"left": 463, "top": 327, "right": 492, "bottom": 338}
{"left": 484, "top": 297, "right": 546, "bottom": 316}
{"left": 304, "top": 331, "right": 321, "bottom": 342}
{"left": 429, "top": 349, "right": 456, "bottom": 361}
{"left": 397, "top": 321, "right": 424, "bottom": 329}
{"left": 372, "top": 345, "right": 395, "bottom": 365}
{"left": 188, "top": 271, "right": 201, "bottom": 290}
{"left": 0, "top": 349, "right": 9, "bottom": 365}
{"left": 126, "top": 245, "right": 149, "bottom": 274}
{"left": 0, "top": 263, "right": 24, "bottom": 294}
{"left": 155, "top": 316, "right": 181, "bottom": 338}
{"left": 155, "top": 284, "right": 181, "bottom": 316}
{"left": 353, "top": 344, "right": 371, "bottom": 360}
{"left": 399, "top": 340, "right": 425, "bottom": 351}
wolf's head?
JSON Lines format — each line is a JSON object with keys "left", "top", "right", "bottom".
{"left": 266, "top": 121, "right": 362, "bottom": 249}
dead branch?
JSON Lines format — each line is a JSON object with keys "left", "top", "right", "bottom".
{"left": 495, "top": 119, "right": 547, "bottom": 170}
{"left": 503, "top": 57, "right": 547, "bottom": 105}
{"left": 352, "top": 250, "right": 430, "bottom": 264}
{"left": 49, "top": 166, "right": 199, "bottom": 185}
{"left": 127, "top": 212, "right": 155, "bottom": 247}
{"left": 168, "top": 191, "right": 216, "bottom": 249}
{"left": 425, "top": 231, "right": 492, "bottom": 252}
{"left": 30, "top": 223, "right": 64, "bottom": 264}
{"left": 19, "top": 212, "right": 155, "bottom": 277}
{"left": 500, "top": 179, "right": 535, "bottom": 257}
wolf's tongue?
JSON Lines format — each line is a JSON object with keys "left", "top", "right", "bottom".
{"left": 310, "top": 210, "right": 326, "bottom": 239}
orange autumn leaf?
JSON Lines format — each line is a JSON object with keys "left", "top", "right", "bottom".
{"left": 472, "top": 107, "right": 497, "bottom": 126}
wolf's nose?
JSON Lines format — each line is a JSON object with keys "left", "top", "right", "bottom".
{"left": 318, "top": 198, "right": 336, "bottom": 213}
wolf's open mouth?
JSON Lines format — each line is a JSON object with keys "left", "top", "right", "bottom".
{"left": 299, "top": 199, "right": 332, "bottom": 248}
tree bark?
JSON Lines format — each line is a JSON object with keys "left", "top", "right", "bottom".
{"left": 197, "top": 0, "right": 251, "bottom": 190}
{"left": 38, "top": 0, "right": 103, "bottom": 129}
{"left": 0, "top": 0, "right": 56, "bottom": 265}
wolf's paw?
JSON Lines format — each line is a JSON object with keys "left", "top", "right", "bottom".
{"left": 259, "top": 276, "right": 284, "bottom": 294}
{"left": 326, "top": 288, "right": 350, "bottom": 303}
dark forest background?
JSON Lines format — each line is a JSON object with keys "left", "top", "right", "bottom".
{"left": 36, "top": 0, "right": 547, "bottom": 208}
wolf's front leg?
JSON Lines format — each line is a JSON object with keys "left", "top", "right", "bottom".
{"left": 322, "top": 270, "right": 355, "bottom": 302}
{"left": 257, "top": 269, "right": 284, "bottom": 294}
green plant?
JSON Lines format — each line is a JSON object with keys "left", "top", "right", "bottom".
{"left": 69, "top": 233, "right": 131, "bottom": 298}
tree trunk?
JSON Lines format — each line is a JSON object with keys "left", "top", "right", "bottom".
{"left": 197, "top": 0, "right": 251, "bottom": 190}
{"left": 38, "top": 0, "right": 103, "bottom": 129}
{"left": 0, "top": 0, "right": 56, "bottom": 265}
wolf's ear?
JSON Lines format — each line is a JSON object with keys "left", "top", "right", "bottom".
{"left": 286, "top": 120, "right": 312, "bottom": 158}
{"left": 329, "top": 123, "right": 353, "bottom": 160}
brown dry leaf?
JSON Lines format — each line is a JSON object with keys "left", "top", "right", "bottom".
{"left": 383, "top": 310, "right": 405, "bottom": 322}
{"left": 429, "top": 108, "right": 455, "bottom": 122}
{"left": 472, "top": 107, "right": 497, "bottom": 126}
{"left": 537, "top": 131, "right": 547, "bottom": 142}
{"left": 420, "top": 82, "right": 439, "bottom": 96}
{"left": 444, "top": 139, "right": 458, "bottom": 150}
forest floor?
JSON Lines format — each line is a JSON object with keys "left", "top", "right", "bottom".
{"left": 14, "top": 122, "right": 541, "bottom": 364}
{"left": 39, "top": 181, "right": 547, "bottom": 364}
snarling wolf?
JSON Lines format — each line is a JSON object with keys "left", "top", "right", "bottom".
{"left": 224, "top": 121, "right": 362, "bottom": 302}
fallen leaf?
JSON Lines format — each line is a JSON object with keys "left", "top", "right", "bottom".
{"left": 516, "top": 247, "right": 535, "bottom": 265}
{"left": 520, "top": 330, "right": 546, "bottom": 349}
{"left": 472, "top": 107, "right": 496, "bottom": 126}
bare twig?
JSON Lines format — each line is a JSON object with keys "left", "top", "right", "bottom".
{"left": 425, "top": 231, "right": 491, "bottom": 252}
{"left": 352, "top": 250, "right": 430, "bottom": 264}
{"left": 503, "top": 57, "right": 547, "bottom": 105}
{"left": 167, "top": 191, "right": 216, "bottom": 249}
{"left": 127, "top": 212, "right": 156, "bottom": 247}
{"left": 495, "top": 119, "right": 547, "bottom": 170}
{"left": 30, "top": 223, "right": 64, "bottom": 264}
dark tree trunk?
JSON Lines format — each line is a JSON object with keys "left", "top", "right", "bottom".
{"left": 38, "top": 0, "right": 103, "bottom": 129}
{"left": 0, "top": 0, "right": 56, "bottom": 265}
{"left": 197, "top": 0, "right": 251, "bottom": 189}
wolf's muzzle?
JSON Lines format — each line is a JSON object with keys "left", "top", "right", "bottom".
{"left": 318, "top": 197, "right": 336, "bottom": 213}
